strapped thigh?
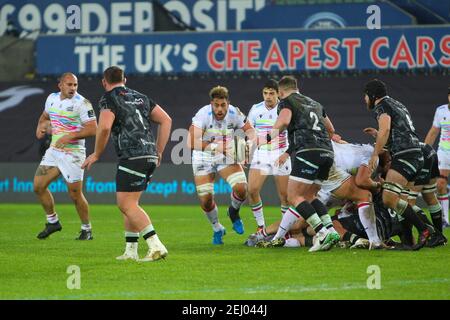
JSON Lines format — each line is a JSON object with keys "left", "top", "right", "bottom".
{"left": 382, "top": 182, "right": 403, "bottom": 195}
{"left": 226, "top": 171, "right": 247, "bottom": 188}
{"left": 196, "top": 183, "right": 215, "bottom": 196}
{"left": 422, "top": 182, "right": 437, "bottom": 194}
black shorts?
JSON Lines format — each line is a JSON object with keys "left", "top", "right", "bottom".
{"left": 116, "top": 158, "right": 157, "bottom": 192}
{"left": 414, "top": 153, "right": 439, "bottom": 186}
{"left": 290, "top": 150, "right": 334, "bottom": 184}
{"left": 390, "top": 151, "right": 424, "bottom": 182}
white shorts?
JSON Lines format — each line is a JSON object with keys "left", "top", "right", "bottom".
{"left": 317, "top": 165, "right": 351, "bottom": 204}
{"left": 192, "top": 151, "right": 234, "bottom": 176}
{"left": 250, "top": 149, "right": 292, "bottom": 176}
{"left": 437, "top": 149, "right": 450, "bottom": 171}
{"left": 39, "top": 147, "right": 85, "bottom": 183}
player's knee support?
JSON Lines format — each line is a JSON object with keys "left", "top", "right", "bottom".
{"left": 196, "top": 183, "right": 214, "bottom": 196}
{"left": 428, "top": 203, "right": 442, "bottom": 214}
{"left": 226, "top": 171, "right": 247, "bottom": 188}
{"left": 395, "top": 198, "right": 409, "bottom": 215}
{"left": 422, "top": 182, "right": 437, "bottom": 194}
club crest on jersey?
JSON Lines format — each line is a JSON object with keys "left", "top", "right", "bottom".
{"left": 227, "top": 124, "right": 233, "bottom": 129}
{"left": 67, "top": 105, "right": 74, "bottom": 112}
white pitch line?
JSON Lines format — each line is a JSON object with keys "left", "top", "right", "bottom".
{"left": 15, "top": 278, "right": 450, "bottom": 300}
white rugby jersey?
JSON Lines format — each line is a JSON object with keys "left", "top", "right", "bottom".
{"left": 432, "top": 104, "right": 450, "bottom": 152}
{"left": 44, "top": 92, "right": 96, "bottom": 154}
{"left": 191, "top": 104, "right": 247, "bottom": 161}
{"left": 332, "top": 141, "right": 373, "bottom": 173}
{"left": 248, "top": 101, "right": 288, "bottom": 151}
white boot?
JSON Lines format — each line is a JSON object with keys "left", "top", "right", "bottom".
{"left": 116, "top": 242, "right": 139, "bottom": 261}
{"left": 139, "top": 235, "right": 168, "bottom": 262}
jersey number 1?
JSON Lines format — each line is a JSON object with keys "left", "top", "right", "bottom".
{"left": 136, "top": 109, "right": 146, "bottom": 130}
{"left": 405, "top": 113, "right": 416, "bottom": 131}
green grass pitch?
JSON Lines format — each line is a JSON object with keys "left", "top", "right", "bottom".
{"left": 0, "top": 203, "right": 449, "bottom": 300}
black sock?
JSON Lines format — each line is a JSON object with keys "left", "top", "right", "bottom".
{"left": 343, "top": 231, "right": 360, "bottom": 245}
{"left": 304, "top": 234, "right": 314, "bottom": 247}
{"left": 296, "top": 201, "right": 323, "bottom": 233}
{"left": 400, "top": 220, "right": 414, "bottom": 246}
{"left": 143, "top": 230, "right": 156, "bottom": 240}
{"left": 228, "top": 206, "right": 240, "bottom": 222}
{"left": 126, "top": 236, "right": 139, "bottom": 243}
{"left": 430, "top": 210, "right": 443, "bottom": 233}
{"left": 417, "top": 210, "right": 433, "bottom": 225}
{"left": 402, "top": 205, "right": 427, "bottom": 232}
{"left": 311, "top": 199, "right": 333, "bottom": 229}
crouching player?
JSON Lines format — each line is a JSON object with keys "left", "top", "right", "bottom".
{"left": 187, "top": 86, "right": 255, "bottom": 244}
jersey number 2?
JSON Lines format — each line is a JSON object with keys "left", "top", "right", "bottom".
{"left": 310, "top": 112, "right": 321, "bottom": 131}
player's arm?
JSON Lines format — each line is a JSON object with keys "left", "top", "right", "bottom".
{"left": 323, "top": 115, "right": 342, "bottom": 143}
{"left": 150, "top": 105, "right": 172, "bottom": 166}
{"left": 424, "top": 126, "right": 440, "bottom": 147}
{"left": 54, "top": 120, "right": 97, "bottom": 149}
{"left": 36, "top": 111, "right": 50, "bottom": 139}
{"left": 265, "top": 108, "right": 291, "bottom": 145}
{"left": 242, "top": 120, "right": 256, "bottom": 143}
{"left": 369, "top": 113, "right": 391, "bottom": 171}
{"left": 355, "top": 164, "right": 382, "bottom": 192}
{"left": 82, "top": 109, "right": 114, "bottom": 170}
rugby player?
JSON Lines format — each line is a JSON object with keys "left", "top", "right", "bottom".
{"left": 35, "top": 73, "right": 97, "bottom": 240}
{"left": 257, "top": 76, "right": 340, "bottom": 252}
{"left": 247, "top": 79, "right": 290, "bottom": 230}
{"left": 364, "top": 79, "right": 437, "bottom": 250}
{"left": 424, "top": 86, "right": 450, "bottom": 228}
{"left": 187, "top": 86, "right": 255, "bottom": 244}
{"left": 83, "top": 66, "right": 171, "bottom": 262}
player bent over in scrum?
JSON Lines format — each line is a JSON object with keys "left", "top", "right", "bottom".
{"left": 188, "top": 86, "right": 255, "bottom": 244}
{"left": 365, "top": 130, "right": 447, "bottom": 247}
{"left": 364, "top": 79, "right": 437, "bottom": 250}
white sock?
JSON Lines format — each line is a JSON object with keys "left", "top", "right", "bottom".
{"left": 125, "top": 242, "right": 138, "bottom": 254}
{"left": 358, "top": 202, "right": 381, "bottom": 243}
{"left": 274, "top": 207, "right": 300, "bottom": 240}
{"left": 250, "top": 201, "right": 265, "bottom": 227}
{"left": 204, "top": 205, "right": 223, "bottom": 232}
{"left": 284, "top": 238, "right": 301, "bottom": 248}
{"left": 231, "top": 191, "right": 245, "bottom": 210}
{"left": 81, "top": 223, "right": 91, "bottom": 231}
{"left": 46, "top": 213, "right": 58, "bottom": 224}
{"left": 438, "top": 193, "right": 449, "bottom": 223}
